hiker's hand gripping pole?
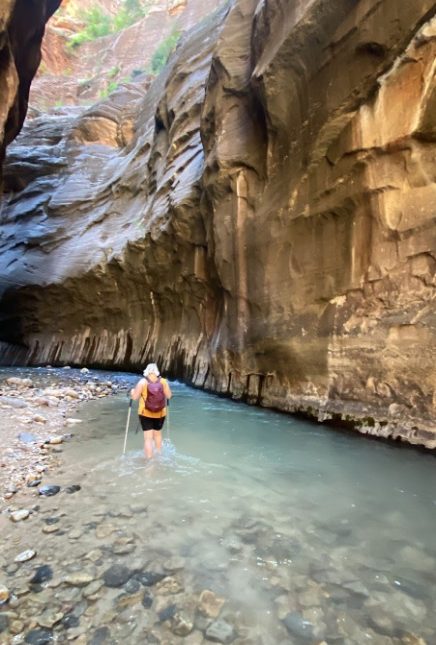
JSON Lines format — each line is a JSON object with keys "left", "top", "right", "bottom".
{"left": 123, "top": 398, "right": 133, "bottom": 455}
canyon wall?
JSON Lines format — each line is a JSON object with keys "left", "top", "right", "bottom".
{"left": 0, "top": 0, "right": 62, "bottom": 178}
{"left": 0, "top": 0, "right": 435, "bottom": 447}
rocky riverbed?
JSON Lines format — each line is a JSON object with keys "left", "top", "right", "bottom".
{"left": 0, "top": 370, "right": 435, "bottom": 644}
{"left": 0, "top": 368, "right": 123, "bottom": 497}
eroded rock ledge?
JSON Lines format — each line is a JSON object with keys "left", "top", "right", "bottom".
{"left": 0, "top": 0, "right": 435, "bottom": 447}
{"left": 0, "top": 0, "right": 61, "bottom": 180}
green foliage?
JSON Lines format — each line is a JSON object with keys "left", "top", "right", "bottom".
{"left": 150, "top": 30, "right": 180, "bottom": 74}
{"left": 69, "top": 1, "right": 151, "bottom": 48}
{"left": 69, "top": 6, "right": 112, "bottom": 48}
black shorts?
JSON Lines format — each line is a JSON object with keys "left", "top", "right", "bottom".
{"left": 139, "top": 415, "right": 165, "bottom": 431}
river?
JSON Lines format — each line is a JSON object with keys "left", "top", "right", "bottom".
{"left": 1, "top": 372, "right": 435, "bottom": 644}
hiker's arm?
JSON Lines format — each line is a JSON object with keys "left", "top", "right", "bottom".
{"left": 130, "top": 379, "right": 145, "bottom": 400}
{"left": 163, "top": 380, "right": 172, "bottom": 400}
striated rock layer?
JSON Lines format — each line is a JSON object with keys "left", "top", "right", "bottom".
{"left": 0, "top": 0, "right": 435, "bottom": 447}
{"left": 0, "top": 0, "right": 61, "bottom": 179}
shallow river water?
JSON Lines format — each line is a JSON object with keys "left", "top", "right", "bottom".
{"left": 1, "top": 374, "right": 436, "bottom": 644}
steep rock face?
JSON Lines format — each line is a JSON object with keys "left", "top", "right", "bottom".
{"left": 0, "top": 0, "right": 435, "bottom": 447}
{"left": 29, "top": 0, "right": 222, "bottom": 110}
{"left": 0, "top": 0, "right": 61, "bottom": 177}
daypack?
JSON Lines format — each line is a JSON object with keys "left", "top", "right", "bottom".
{"left": 143, "top": 377, "right": 166, "bottom": 412}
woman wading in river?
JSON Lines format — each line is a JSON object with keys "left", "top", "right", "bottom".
{"left": 130, "top": 363, "right": 172, "bottom": 459}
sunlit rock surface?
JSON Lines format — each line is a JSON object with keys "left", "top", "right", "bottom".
{"left": 1, "top": 0, "right": 435, "bottom": 447}
{"left": 0, "top": 0, "right": 61, "bottom": 178}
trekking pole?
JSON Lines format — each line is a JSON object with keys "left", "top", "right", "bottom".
{"left": 123, "top": 398, "right": 133, "bottom": 455}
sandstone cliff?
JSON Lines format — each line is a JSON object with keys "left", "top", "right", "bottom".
{"left": 1, "top": 0, "right": 435, "bottom": 447}
{"left": 0, "top": 0, "right": 61, "bottom": 178}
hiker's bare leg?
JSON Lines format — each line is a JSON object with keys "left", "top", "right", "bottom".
{"left": 154, "top": 430, "right": 162, "bottom": 454}
{"left": 143, "top": 430, "right": 154, "bottom": 459}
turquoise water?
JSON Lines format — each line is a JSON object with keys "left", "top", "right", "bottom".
{"left": 1, "top": 373, "right": 435, "bottom": 644}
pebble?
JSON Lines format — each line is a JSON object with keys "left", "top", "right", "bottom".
{"left": 205, "top": 619, "right": 236, "bottom": 644}
{"left": 10, "top": 509, "right": 30, "bottom": 522}
{"left": 83, "top": 580, "right": 103, "bottom": 598}
{"left": 37, "top": 610, "right": 64, "bottom": 629}
{"left": 0, "top": 584, "right": 10, "bottom": 604}
{"left": 42, "top": 525, "right": 59, "bottom": 534}
{"left": 65, "top": 484, "right": 81, "bottom": 494}
{"left": 15, "top": 549, "right": 37, "bottom": 563}
{"left": 198, "top": 589, "right": 225, "bottom": 618}
{"left": 282, "top": 612, "right": 315, "bottom": 640}
{"left": 103, "top": 564, "right": 132, "bottom": 588}
{"left": 38, "top": 485, "right": 61, "bottom": 497}
{"left": 24, "top": 627, "right": 53, "bottom": 644}
{"left": 48, "top": 436, "right": 62, "bottom": 445}
{"left": 171, "top": 611, "right": 194, "bottom": 636}
{"left": 66, "top": 418, "right": 83, "bottom": 425}
{"left": 65, "top": 572, "right": 95, "bottom": 587}
{"left": 31, "top": 565, "right": 53, "bottom": 584}
{"left": 155, "top": 576, "right": 183, "bottom": 595}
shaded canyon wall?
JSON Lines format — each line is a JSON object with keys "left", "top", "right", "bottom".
{"left": 0, "top": 0, "right": 435, "bottom": 447}
{"left": 0, "top": 0, "right": 62, "bottom": 178}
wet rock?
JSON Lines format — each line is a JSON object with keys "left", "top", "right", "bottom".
{"left": 171, "top": 611, "right": 194, "bottom": 636}
{"left": 42, "top": 525, "right": 59, "bottom": 534}
{"left": 30, "top": 565, "right": 53, "bottom": 585}
{"left": 205, "top": 619, "right": 236, "bottom": 643}
{"left": 124, "top": 578, "right": 141, "bottom": 594}
{"left": 112, "top": 539, "right": 135, "bottom": 555}
{"left": 65, "top": 571, "right": 95, "bottom": 587}
{"left": 38, "top": 485, "right": 60, "bottom": 497}
{"left": 15, "top": 549, "right": 36, "bottom": 563}
{"left": 0, "top": 615, "right": 9, "bottom": 634}
{"left": 392, "top": 576, "right": 428, "bottom": 600}
{"left": 80, "top": 368, "right": 89, "bottom": 374}
{"left": 33, "top": 414, "right": 47, "bottom": 424}
{"left": 83, "top": 579, "right": 103, "bottom": 599}
{"left": 84, "top": 548, "right": 103, "bottom": 563}
{"left": 0, "top": 396, "right": 29, "bottom": 408}
{"left": 95, "top": 523, "right": 116, "bottom": 539}
{"left": 103, "top": 564, "right": 132, "bottom": 588}
{"left": 155, "top": 575, "right": 183, "bottom": 595}
{"left": 65, "top": 484, "right": 81, "bottom": 494}
{"left": 48, "top": 436, "right": 62, "bottom": 445}
{"left": 367, "top": 609, "right": 396, "bottom": 636}
{"left": 10, "top": 509, "right": 30, "bottom": 522}
{"left": 89, "top": 626, "right": 111, "bottom": 644}
{"left": 37, "top": 610, "right": 63, "bottom": 629}
{"left": 6, "top": 377, "right": 33, "bottom": 388}
{"left": 115, "top": 590, "right": 143, "bottom": 610}
{"left": 135, "top": 569, "right": 166, "bottom": 587}
{"left": 10, "top": 619, "right": 25, "bottom": 635}
{"left": 24, "top": 628, "right": 53, "bottom": 644}
{"left": 282, "top": 612, "right": 315, "bottom": 640}
{"left": 158, "top": 602, "right": 177, "bottom": 622}
{"left": 0, "top": 584, "right": 10, "bottom": 604}
{"left": 26, "top": 474, "right": 42, "bottom": 487}
{"left": 198, "top": 590, "right": 225, "bottom": 618}
{"left": 61, "top": 613, "right": 80, "bottom": 629}
{"left": 142, "top": 590, "right": 154, "bottom": 608}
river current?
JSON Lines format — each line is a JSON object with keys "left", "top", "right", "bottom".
{"left": 1, "top": 372, "right": 435, "bottom": 644}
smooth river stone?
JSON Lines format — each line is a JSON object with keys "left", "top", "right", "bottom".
{"left": 205, "top": 619, "right": 236, "bottom": 644}
{"left": 30, "top": 565, "right": 53, "bottom": 584}
{"left": 15, "top": 549, "right": 36, "bottom": 563}
{"left": 65, "top": 572, "right": 95, "bottom": 587}
{"left": 10, "top": 509, "right": 30, "bottom": 522}
{"left": 38, "top": 485, "right": 61, "bottom": 497}
{"left": 103, "top": 564, "right": 132, "bottom": 588}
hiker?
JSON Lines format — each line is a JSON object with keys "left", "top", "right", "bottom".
{"left": 130, "top": 363, "right": 172, "bottom": 459}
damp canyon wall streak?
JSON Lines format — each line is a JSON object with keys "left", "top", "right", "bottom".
{"left": 0, "top": 0, "right": 435, "bottom": 446}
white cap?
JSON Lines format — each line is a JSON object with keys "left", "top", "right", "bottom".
{"left": 143, "top": 363, "right": 160, "bottom": 378}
